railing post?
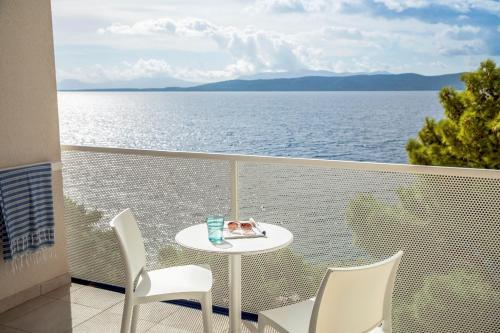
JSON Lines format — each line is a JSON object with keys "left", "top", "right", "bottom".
{"left": 230, "top": 160, "right": 239, "bottom": 221}
{"left": 230, "top": 159, "right": 242, "bottom": 333}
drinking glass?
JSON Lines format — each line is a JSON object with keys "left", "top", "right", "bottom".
{"left": 206, "top": 215, "right": 224, "bottom": 243}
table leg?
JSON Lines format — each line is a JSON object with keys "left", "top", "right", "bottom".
{"left": 229, "top": 254, "right": 242, "bottom": 333}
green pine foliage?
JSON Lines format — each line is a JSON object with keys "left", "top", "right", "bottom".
{"left": 406, "top": 60, "right": 500, "bottom": 168}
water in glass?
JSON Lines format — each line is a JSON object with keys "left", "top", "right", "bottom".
{"left": 206, "top": 215, "right": 224, "bottom": 243}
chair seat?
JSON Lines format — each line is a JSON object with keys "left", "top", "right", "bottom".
{"left": 259, "top": 299, "right": 315, "bottom": 333}
{"left": 260, "top": 299, "right": 384, "bottom": 333}
{"left": 134, "top": 265, "right": 212, "bottom": 302}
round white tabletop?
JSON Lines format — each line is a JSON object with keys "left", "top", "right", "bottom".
{"left": 175, "top": 222, "right": 293, "bottom": 333}
{"left": 175, "top": 222, "right": 293, "bottom": 255}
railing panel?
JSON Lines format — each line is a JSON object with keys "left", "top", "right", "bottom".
{"left": 62, "top": 146, "right": 500, "bottom": 333}
{"left": 62, "top": 149, "right": 232, "bottom": 288}
{"left": 238, "top": 162, "right": 500, "bottom": 332}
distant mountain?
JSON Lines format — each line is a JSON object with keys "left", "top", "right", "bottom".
{"left": 163, "top": 73, "right": 464, "bottom": 91}
{"left": 57, "top": 77, "right": 196, "bottom": 90}
{"left": 239, "top": 70, "right": 392, "bottom": 80}
{"left": 67, "top": 73, "right": 464, "bottom": 92}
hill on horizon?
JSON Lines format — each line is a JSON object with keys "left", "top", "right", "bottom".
{"left": 59, "top": 72, "right": 464, "bottom": 92}
{"left": 57, "top": 77, "right": 197, "bottom": 90}
{"left": 238, "top": 69, "right": 393, "bottom": 80}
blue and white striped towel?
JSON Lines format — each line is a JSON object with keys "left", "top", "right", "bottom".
{"left": 0, "top": 163, "right": 55, "bottom": 261}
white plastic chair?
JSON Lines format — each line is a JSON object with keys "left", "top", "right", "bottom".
{"left": 110, "top": 209, "right": 214, "bottom": 333}
{"left": 258, "top": 251, "right": 403, "bottom": 333}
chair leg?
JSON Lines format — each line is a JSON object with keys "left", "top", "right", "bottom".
{"left": 130, "top": 305, "right": 140, "bottom": 333}
{"left": 201, "top": 293, "right": 214, "bottom": 333}
{"left": 121, "top": 293, "right": 134, "bottom": 333}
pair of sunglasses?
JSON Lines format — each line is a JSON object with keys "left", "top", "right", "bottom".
{"left": 227, "top": 221, "right": 253, "bottom": 231}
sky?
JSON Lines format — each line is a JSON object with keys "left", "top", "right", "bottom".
{"left": 51, "top": 0, "right": 500, "bottom": 84}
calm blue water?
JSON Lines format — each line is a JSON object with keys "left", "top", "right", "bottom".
{"left": 58, "top": 91, "right": 443, "bottom": 163}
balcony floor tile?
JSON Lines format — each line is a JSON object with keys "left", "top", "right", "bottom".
{"left": 72, "top": 310, "right": 155, "bottom": 333}
{"left": 106, "top": 301, "right": 181, "bottom": 323}
{"left": 0, "top": 285, "right": 259, "bottom": 333}
{"left": 2, "top": 299, "right": 101, "bottom": 333}
{"left": 0, "top": 325, "right": 26, "bottom": 333}
{"left": 0, "top": 296, "right": 54, "bottom": 325}
{"left": 156, "top": 306, "right": 229, "bottom": 332}
{"left": 58, "top": 286, "right": 123, "bottom": 310}
{"left": 44, "top": 283, "right": 86, "bottom": 300}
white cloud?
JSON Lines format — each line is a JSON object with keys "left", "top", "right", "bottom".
{"left": 321, "top": 26, "right": 390, "bottom": 40}
{"left": 248, "top": 0, "right": 370, "bottom": 14}
{"left": 97, "top": 18, "right": 218, "bottom": 36}
{"left": 438, "top": 39, "right": 486, "bottom": 55}
{"left": 438, "top": 24, "right": 481, "bottom": 40}
{"left": 436, "top": 25, "right": 486, "bottom": 55}
{"left": 374, "top": 0, "right": 500, "bottom": 16}
{"left": 374, "top": 0, "right": 428, "bottom": 12}
{"left": 57, "top": 59, "right": 173, "bottom": 83}
{"left": 98, "top": 18, "right": 323, "bottom": 75}
{"left": 97, "top": 19, "right": 176, "bottom": 35}
{"left": 251, "top": 0, "right": 500, "bottom": 15}
{"left": 251, "top": 0, "right": 328, "bottom": 13}
{"left": 322, "top": 26, "right": 365, "bottom": 39}
{"left": 444, "top": 0, "right": 500, "bottom": 15}
{"left": 176, "top": 60, "right": 258, "bottom": 82}
{"left": 58, "top": 57, "right": 271, "bottom": 84}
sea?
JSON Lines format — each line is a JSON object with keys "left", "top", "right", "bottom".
{"left": 58, "top": 91, "right": 443, "bottom": 164}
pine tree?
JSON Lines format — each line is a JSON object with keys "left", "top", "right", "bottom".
{"left": 406, "top": 60, "right": 500, "bottom": 168}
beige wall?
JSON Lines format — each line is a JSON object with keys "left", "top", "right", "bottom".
{"left": 0, "top": 0, "right": 69, "bottom": 301}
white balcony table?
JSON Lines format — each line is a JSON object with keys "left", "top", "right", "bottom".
{"left": 175, "top": 222, "right": 293, "bottom": 333}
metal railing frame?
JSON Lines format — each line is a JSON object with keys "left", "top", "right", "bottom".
{"left": 61, "top": 144, "right": 500, "bottom": 180}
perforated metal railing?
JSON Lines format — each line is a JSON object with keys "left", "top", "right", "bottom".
{"left": 61, "top": 145, "right": 500, "bottom": 333}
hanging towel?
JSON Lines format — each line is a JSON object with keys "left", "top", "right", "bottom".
{"left": 0, "top": 163, "right": 55, "bottom": 261}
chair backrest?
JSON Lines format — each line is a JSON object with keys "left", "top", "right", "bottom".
{"left": 110, "top": 209, "right": 147, "bottom": 287}
{"left": 309, "top": 251, "right": 403, "bottom": 333}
